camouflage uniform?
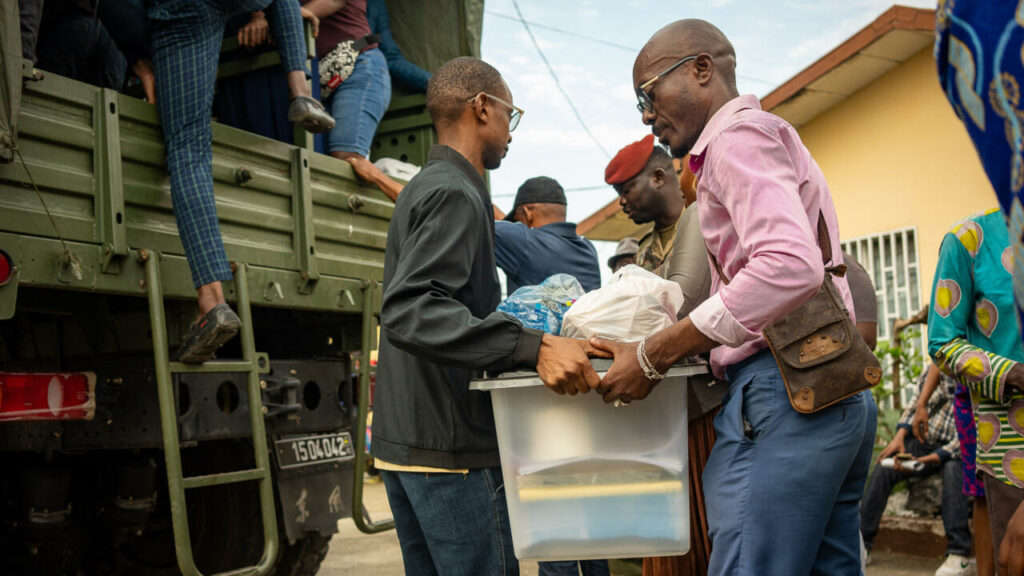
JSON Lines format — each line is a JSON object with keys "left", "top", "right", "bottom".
{"left": 635, "top": 223, "right": 677, "bottom": 278}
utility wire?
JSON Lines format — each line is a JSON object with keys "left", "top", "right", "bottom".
{"left": 486, "top": 10, "right": 637, "bottom": 53}
{"left": 510, "top": 0, "right": 612, "bottom": 159}
{"left": 487, "top": 9, "right": 778, "bottom": 87}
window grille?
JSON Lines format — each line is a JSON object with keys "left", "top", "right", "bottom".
{"left": 842, "top": 227, "right": 925, "bottom": 407}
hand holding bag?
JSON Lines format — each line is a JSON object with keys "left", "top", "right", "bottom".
{"left": 708, "top": 212, "right": 881, "bottom": 413}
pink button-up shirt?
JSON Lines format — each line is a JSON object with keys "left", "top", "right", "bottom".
{"left": 687, "top": 95, "right": 855, "bottom": 378}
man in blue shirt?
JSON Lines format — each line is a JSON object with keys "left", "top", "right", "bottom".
{"left": 495, "top": 176, "right": 601, "bottom": 295}
{"left": 495, "top": 176, "right": 605, "bottom": 576}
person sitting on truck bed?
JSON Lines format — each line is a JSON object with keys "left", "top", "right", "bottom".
{"left": 147, "top": 0, "right": 334, "bottom": 362}
{"left": 35, "top": 0, "right": 156, "bottom": 103}
{"left": 215, "top": 0, "right": 427, "bottom": 151}
{"left": 301, "top": 0, "right": 390, "bottom": 163}
{"left": 366, "top": 0, "right": 430, "bottom": 93}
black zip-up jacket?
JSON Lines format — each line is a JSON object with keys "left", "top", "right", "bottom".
{"left": 371, "top": 146, "right": 544, "bottom": 469}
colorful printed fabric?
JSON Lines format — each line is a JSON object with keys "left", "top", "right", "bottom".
{"left": 954, "top": 382, "right": 986, "bottom": 497}
{"left": 929, "top": 208, "right": 1024, "bottom": 489}
{"left": 935, "top": 0, "right": 1024, "bottom": 343}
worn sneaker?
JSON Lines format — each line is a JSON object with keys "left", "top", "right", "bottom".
{"left": 935, "top": 554, "right": 975, "bottom": 576}
{"left": 176, "top": 304, "right": 241, "bottom": 364}
{"left": 287, "top": 96, "right": 335, "bottom": 133}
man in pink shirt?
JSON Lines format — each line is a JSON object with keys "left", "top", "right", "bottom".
{"left": 593, "top": 19, "right": 876, "bottom": 575}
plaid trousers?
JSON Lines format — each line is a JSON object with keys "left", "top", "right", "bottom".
{"left": 149, "top": 0, "right": 307, "bottom": 287}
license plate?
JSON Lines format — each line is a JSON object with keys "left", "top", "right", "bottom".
{"left": 275, "top": 432, "right": 354, "bottom": 469}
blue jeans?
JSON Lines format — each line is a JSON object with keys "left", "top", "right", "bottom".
{"left": 860, "top": 437, "right": 971, "bottom": 556}
{"left": 381, "top": 467, "right": 518, "bottom": 576}
{"left": 327, "top": 47, "right": 390, "bottom": 157}
{"left": 36, "top": 14, "right": 127, "bottom": 90}
{"left": 703, "top": 350, "right": 876, "bottom": 576}
{"left": 538, "top": 560, "right": 610, "bottom": 576}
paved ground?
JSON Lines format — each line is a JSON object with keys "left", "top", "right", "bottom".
{"left": 319, "top": 478, "right": 942, "bottom": 576}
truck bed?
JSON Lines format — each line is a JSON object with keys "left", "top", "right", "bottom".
{"left": 0, "top": 71, "right": 392, "bottom": 314}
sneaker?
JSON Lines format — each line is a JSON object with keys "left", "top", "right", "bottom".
{"left": 935, "top": 554, "right": 975, "bottom": 576}
{"left": 176, "top": 304, "right": 241, "bottom": 364}
{"left": 287, "top": 96, "right": 335, "bottom": 134}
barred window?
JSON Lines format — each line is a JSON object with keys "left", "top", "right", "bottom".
{"left": 842, "top": 227, "right": 924, "bottom": 407}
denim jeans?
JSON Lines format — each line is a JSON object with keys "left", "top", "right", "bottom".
{"left": 537, "top": 560, "right": 610, "bottom": 576}
{"left": 703, "top": 350, "right": 876, "bottom": 576}
{"left": 36, "top": 14, "right": 127, "bottom": 90}
{"left": 861, "top": 437, "right": 971, "bottom": 556}
{"left": 327, "top": 47, "right": 391, "bottom": 157}
{"left": 381, "top": 467, "right": 518, "bottom": 576}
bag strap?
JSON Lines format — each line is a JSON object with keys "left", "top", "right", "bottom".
{"left": 705, "top": 210, "right": 846, "bottom": 286}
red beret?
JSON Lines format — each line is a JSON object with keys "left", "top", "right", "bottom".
{"left": 605, "top": 134, "right": 655, "bottom": 185}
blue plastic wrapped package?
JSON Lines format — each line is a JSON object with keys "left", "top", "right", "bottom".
{"left": 498, "top": 274, "right": 586, "bottom": 335}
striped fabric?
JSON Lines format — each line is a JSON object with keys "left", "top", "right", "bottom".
{"left": 148, "top": 0, "right": 307, "bottom": 287}
{"left": 936, "top": 338, "right": 1024, "bottom": 488}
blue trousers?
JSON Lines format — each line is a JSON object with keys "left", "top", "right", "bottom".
{"left": 860, "top": 437, "right": 971, "bottom": 556}
{"left": 326, "top": 47, "right": 391, "bottom": 157}
{"left": 36, "top": 13, "right": 127, "bottom": 90}
{"left": 381, "top": 467, "right": 519, "bottom": 576}
{"left": 703, "top": 351, "right": 876, "bottom": 576}
{"left": 537, "top": 559, "right": 610, "bottom": 576}
{"left": 148, "top": 0, "right": 306, "bottom": 288}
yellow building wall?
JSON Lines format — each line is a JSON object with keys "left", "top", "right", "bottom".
{"left": 796, "top": 47, "right": 995, "bottom": 306}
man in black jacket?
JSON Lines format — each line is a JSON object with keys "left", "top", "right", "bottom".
{"left": 371, "top": 57, "right": 600, "bottom": 576}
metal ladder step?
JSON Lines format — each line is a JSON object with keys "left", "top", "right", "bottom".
{"left": 182, "top": 468, "right": 266, "bottom": 489}
{"left": 142, "top": 251, "right": 279, "bottom": 576}
{"left": 169, "top": 360, "right": 257, "bottom": 374}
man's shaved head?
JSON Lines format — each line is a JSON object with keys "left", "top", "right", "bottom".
{"left": 638, "top": 20, "right": 737, "bottom": 89}
{"left": 633, "top": 19, "right": 740, "bottom": 158}
{"left": 426, "top": 57, "right": 509, "bottom": 127}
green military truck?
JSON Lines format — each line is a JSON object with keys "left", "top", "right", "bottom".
{"left": 0, "top": 2, "right": 484, "bottom": 574}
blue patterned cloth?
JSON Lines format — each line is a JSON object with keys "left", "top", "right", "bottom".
{"left": 936, "top": 0, "right": 1024, "bottom": 342}
{"left": 148, "top": 0, "right": 307, "bottom": 287}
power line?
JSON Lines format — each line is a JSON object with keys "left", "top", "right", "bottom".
{"left": 510, "top": 0, "right": 612, "bottom": 159}
{"left": 486, "top": 9, "right": 778, "bottom": 87}
{"left": 485, "top": 10, "right": 637, "bottom": 53}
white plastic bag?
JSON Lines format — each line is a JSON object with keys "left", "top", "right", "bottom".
{"left": 560, "top": 265, "right": 684, "bottom": 341}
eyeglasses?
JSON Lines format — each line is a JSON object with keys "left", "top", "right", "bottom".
{"left": 635, "top": 54, "right": 700, "bottom": 113}
{"left": 468, "top": 92, "right": 524, "bottom": 132}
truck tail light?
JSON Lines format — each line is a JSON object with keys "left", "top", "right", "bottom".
{"left": 0, "top": 372, "right": 96, "bottom": 421}
{"left": 0, "top": 250, "right": 12, "bottom": 286}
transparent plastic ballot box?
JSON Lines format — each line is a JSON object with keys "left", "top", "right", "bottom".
{"left": 470, "top": 359, "right": 708, "bottom": 562}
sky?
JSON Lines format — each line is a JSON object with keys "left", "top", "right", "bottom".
{"left": 479, "top": 0, "right": 937, "bottom": 283}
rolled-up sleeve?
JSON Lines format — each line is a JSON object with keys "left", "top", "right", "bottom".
{"left": 689, "top": 123, "right": 823, "bottom": 347}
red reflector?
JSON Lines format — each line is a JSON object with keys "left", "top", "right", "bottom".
{"left": 0, "top": 250, "right": 12, "bottom": 287}
{"left": 0, "top": 372, "right": 96, "bottom": 422}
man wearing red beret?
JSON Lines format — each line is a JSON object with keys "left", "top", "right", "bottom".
{"left": 605, "top": 134, "right": 684, "bottom": 277}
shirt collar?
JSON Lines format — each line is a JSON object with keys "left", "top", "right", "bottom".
{"left": 427, "top": 145, "right": 489, "bottom": 200}
{"left": 540, "top": 221, "right": 580, "bottom": 236}
{"left": 687, "top": 94, "right": 761, "bottom": 173}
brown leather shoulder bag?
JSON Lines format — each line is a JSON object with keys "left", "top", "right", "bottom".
{"left": 707, "top": 212, "right": 882, "bottom": 413}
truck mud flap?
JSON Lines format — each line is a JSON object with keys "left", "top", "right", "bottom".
{"left": 273, "top": 432, "right": 355, "bottom": 543}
